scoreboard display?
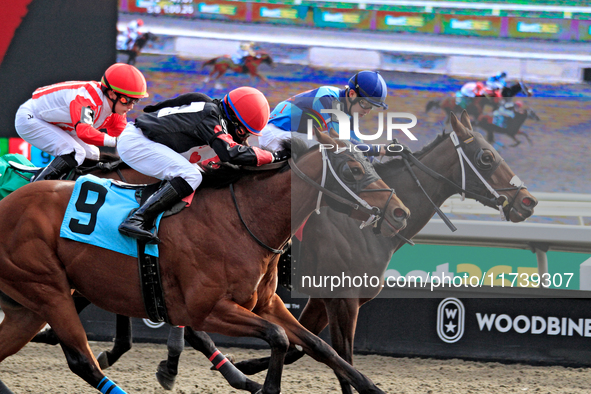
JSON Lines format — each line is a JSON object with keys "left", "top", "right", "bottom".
{"left": 128, "top": 0, "right": 196, "bottom": 17}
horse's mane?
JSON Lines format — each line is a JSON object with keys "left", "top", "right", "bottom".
{"left": 373, "top": 130, "right": 448, "bottom": 177}
{"left": 200, "top": 139, "right": 292, "bottom": 189}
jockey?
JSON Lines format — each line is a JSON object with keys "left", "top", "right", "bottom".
{"left": 126, "top": 18, "right": 144, "bottom": 50}
{"left": 456, "top": 81, "right": 500, "bottom": 108}
{"left": 491, "top": 100, "right": 526, "bottom": 129}
{"left": 117, "top": 86, "right": 287, "bottom": 243}
{"left": 231, "top": 42, "right": 257, "bottom": 66}
{"left": 486, "top": 71, "right": 508, "bottom": 91}
{"left": 14, "top": 63, "right": 148, "bottom": 182}
{"left": 258, "top": 70, "right": 388, "bottom": 156}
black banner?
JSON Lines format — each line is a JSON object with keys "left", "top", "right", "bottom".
{"left": 0, "top": 0, "right": 118, "bottom": 138}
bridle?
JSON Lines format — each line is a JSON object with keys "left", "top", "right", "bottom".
{"left": 230, "top": 143, "right": 397, "bottom": 255}
{"left": 393, "top": 130, "right": 527, "bottom": 232}
{"left": 289, "top": 146, "right": 396, "bottom": 234}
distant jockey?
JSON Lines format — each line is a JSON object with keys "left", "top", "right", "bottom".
{"left": 231, "top": 42, "right": 257, "bottom": 67}
{"left": 456, "top": 81, "right": 500, "bottom": 109}
{"left": 125, "top": 19, "right": 144, "bottom": 50}
{"left": 486, "top": 71, "right": 508, "bottom": 90}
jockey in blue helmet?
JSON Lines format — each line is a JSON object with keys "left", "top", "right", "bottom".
{"left": 347, "top": 70, "right": 389, "bottom": 110}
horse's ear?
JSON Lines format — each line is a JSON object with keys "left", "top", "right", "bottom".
{"left": 450, "top": 111, "right": 470, "bottom": 139}
{"left": 449, "top": 111, "right": 459, "bottom": 130}
{"left": 315, "top": 128, "right": 337, "bottom": 152}
{"left": 460, "top": 110, "right": 473, "bottom": 130}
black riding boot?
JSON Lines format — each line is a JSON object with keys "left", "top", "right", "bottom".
{"left": 32, "top": 153, "right": 77, "bottom": 182}
{"left": 118, "top": 178, "right": 191, "bottom": 244}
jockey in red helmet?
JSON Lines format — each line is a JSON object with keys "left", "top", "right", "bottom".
{"left": 117, "top": 87, "right": 286, "bottom": 243}
{"left": 15, "top": 63, "right": 148, "bottom": 182}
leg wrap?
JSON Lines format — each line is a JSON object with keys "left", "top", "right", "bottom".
{"left": 97, "top": 377, "right": 127, "bottom": 394}
{"left": 167, "top": 326, "right": 185, "bottom": 357}
{"left": 208, "top": 349, "right": 247, "bottom": 389}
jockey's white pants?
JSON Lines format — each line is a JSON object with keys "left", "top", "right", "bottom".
{"left": 14, "top": 99, "right": 100, "bottom": 165}
{"left": 117, "top": 123, "right": 203, "bottom": 190}
{"left": 258, "top": 123, "right": 291, "bottom": 151}
{"left": 259, "top": 123, "right": 319, "bottom": 151}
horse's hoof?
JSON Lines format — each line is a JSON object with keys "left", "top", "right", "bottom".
{"left": 156, "top": 360, "right": 177, "bottom": 391}
{"left": 97, "top": 352, "right": 110, "bottom": 370}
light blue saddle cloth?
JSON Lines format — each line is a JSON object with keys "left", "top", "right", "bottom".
{"left": 60, "top": 174, "right": 161, "bottom": 257}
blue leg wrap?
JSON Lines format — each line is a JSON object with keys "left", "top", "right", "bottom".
{"left": 97, "top": 377, "right": 127, "bottom": 394}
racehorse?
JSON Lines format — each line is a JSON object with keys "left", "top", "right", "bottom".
{"left": 231, "top": 111, "right": 538, "bottom": 394}
{"left": 118, "top": 32, "right": 157, "bottom": 65}
{"left": 202, "top": 52, "right": 275, "bottom": 88}
{"left": 425, "top": 81, "right": 533, "bottom": 121}
{"left": 0, "top": 132, "right": 410, "bottom": 394}
{"left": 476, "top": 102, "right": 540, "bottom": 147}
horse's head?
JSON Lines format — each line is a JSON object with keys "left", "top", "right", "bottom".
{"left": 292, "top": 131, "right": 409, "bottom": 236}
{"left": 449, "top": 111, "right": 537, "bottom": 222}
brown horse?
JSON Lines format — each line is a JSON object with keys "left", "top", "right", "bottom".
{"left": 232, "top": 111, "right": 538, "bottom": 394}
{"left": 202, "top": 52, "right": 275, "bottom": 88}
{"left": 0, "top": 132, "right": 410, "bottom": 394}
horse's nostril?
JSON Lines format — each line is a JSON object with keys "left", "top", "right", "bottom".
{"left": 394, "top": 208, "right": 406, "bottom": 219}
{"left": 522, "top": 197, "right": 535, "bottom": 207}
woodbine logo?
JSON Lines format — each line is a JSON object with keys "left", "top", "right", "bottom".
{"left": 476, "top": 313, "right": 591, "bottom": 336}
{"left": 437, "top": 298, "right": 465, "bottom": 343}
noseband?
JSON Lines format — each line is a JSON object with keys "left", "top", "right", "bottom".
{"left": 289, "top": 146, "right": 395, "bottom": 234}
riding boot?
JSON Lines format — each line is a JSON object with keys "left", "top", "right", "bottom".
{"left": 118, "top": 178, "right": 192, "bottom": 244}
{"left": 31, "top": 153, "right": 77, "bottom": 182}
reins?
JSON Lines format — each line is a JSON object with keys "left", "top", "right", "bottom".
{"left": 229, "top": 147, "right": 394, "bottom": 255}
{"left": 71, "top": 159, "right": 128, "bottom": 182}
{"left": 392, "top": 130, "right": 526, "bottom": 232}
{"left": 229, "top": 183, "right": 288, "bottom": 255}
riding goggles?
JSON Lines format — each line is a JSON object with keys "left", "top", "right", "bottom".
{"left": 358, "top": 99, "right": 374, "bottom": 110}
{"left": 118, "top": 95, "right": 140, "bottom": 106}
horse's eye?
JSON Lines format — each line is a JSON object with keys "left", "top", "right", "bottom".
{"left": 341, "top": 164, "right": 356, "bottom": 182}
{"left": 475, "top": 149, "right": 495, "bottom": 170}
{"left": 341, "top": 163, "right": 365, "bottom": 183}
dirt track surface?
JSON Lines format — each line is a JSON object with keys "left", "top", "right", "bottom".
{"left": 2, "top": 342, "right": 591, "bottom": 393}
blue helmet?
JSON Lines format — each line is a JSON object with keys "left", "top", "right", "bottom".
{"left": 348, "top": 71, "right": 388, "bottom": 109}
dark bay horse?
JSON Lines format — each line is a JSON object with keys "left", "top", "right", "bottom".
{"left": 476, "top": 102, "right": 540, "bottom": 147}
{"left": 117, "top": 32, "right": 157, "bottom": 65}
{"left": 0, "top": 132, "right": 410, "bottom": 394}
{"left": 425, "top": 81, "right": 532, "bottom": 121}
{"left": 232, "top": 111, "right": 538, "bottom": 394}
{"left": 202, "top": 52, "right": 275, "bottom": 87}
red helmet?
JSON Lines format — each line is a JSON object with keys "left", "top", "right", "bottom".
{"left": 101, "top": 63, "right": 148, "bottom": 98}
{"left": 224, "top": 87, "right": 269, "bottom": 136}
{"left": 137, "top": 19, "right": 144, "bottom": 26}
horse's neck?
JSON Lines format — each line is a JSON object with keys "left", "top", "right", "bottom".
{"left": 387, "top": 138, "right": 461, "bottom": 238}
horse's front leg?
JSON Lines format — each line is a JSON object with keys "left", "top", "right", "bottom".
{"left": 96, "top": 314, "right": 132, "bottom": 369}
{"left": 181, "top": 328, "right": 263, "bottom": 393}
{"left": 255, "top": 72, "right": 274, "bottom": 87}
{"left": 201, "top": 299, "right": 289, "bottom": 394}
{"left": 258, "top": 294, "right": 384, "bottom": 394}
{"left": 234, "top": 296, "right": 329, "bottom": 375}
{"left": 520, "top": 130, "right": 533, "bottom": 145}
{"left": 325, "top": 298, "right": 361, "bottom": 394}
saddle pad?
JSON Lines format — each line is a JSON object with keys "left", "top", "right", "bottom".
{"left": 60, "top": 174, "right": 161, "bottom": 258}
